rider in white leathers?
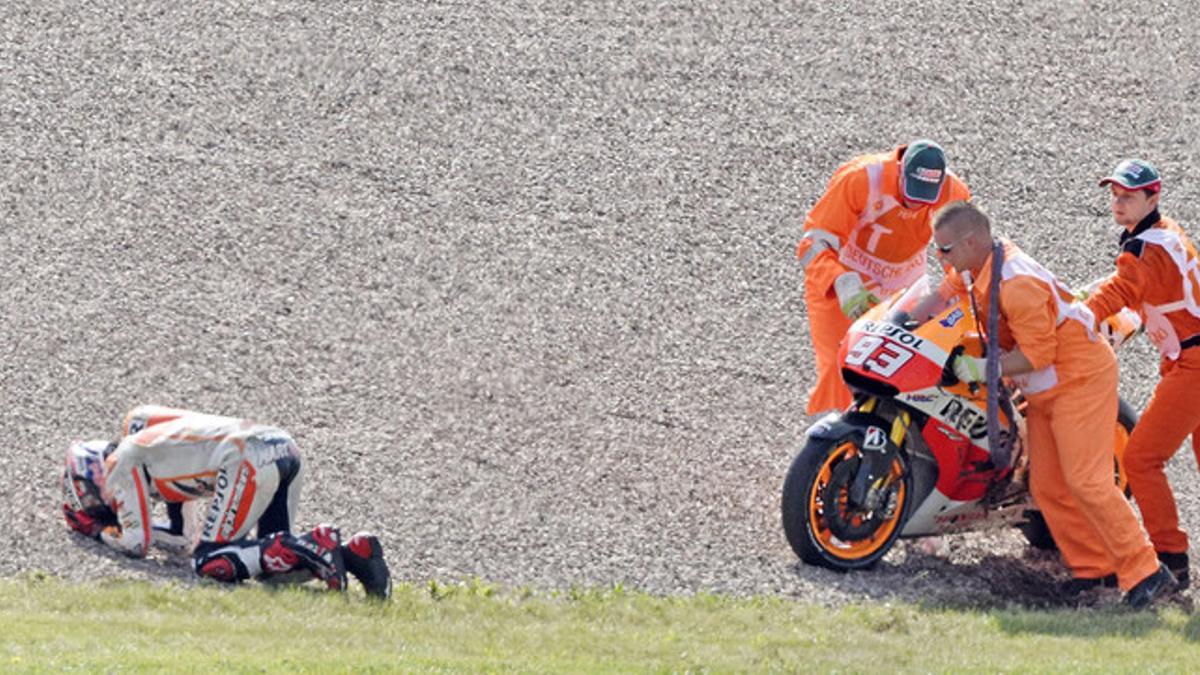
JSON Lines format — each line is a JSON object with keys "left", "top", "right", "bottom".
{"left": 61, "top": 405, "right": 391, "bottom": 599}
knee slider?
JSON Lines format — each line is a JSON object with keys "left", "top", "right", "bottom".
{"left": 193, "top": 545, "right": 252, "bottom": 583}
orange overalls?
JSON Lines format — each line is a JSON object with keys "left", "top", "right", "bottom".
{"left": 946, "top": 240, "right": 1159, "bottom": 588}
{"left": 1087, "top": 211, "right": 1200, "bottom": 557}
{"left": 796, "top": 146, "right": 970, "bottom": 415}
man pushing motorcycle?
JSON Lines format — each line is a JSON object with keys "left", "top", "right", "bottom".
{"left": 61, "top": 404, "right": 392, "bottom": 599}
{"left": 931, "top": 200, "right": 1175, "bottom": 608}
{"left": 795, "top": 140, "right": 971, "bottom": 416}
{"left": 1083, "top": 159, "right": 1200, "bottom": 589}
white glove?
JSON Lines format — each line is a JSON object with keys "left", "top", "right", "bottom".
{"left": 100, "top": 525, "right": 147, "bottom": 558}
{"left": 834, "top": 272, "right": 880, "bottom": 319}
{"left": 953, "top": 354, "right": 987, "bottom": 383}
{"left": 1098, "top": 307, "right": 1142, "bottom": 350}
{"left": 152, "top": 520, "right": 192, "bottom": 553}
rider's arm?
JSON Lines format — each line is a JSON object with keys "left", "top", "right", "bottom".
{"left": 1000, "top": 276, "right": 1061, "bottom": 373}
{"left": 1085, "top": 246, "right": 1152, "bottom": 323}
{"left": 796, "top": 163, "right": 870, "bottom": 297}
{"left": 99, "top": 440, "right": 153, "bottom": 557}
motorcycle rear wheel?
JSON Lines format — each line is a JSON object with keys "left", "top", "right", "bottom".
{"left": 781, "top": 432, "right": 912, "bottom": 571}
{"left": 1019, "top": 399, "right": 1138, "bottom": 550}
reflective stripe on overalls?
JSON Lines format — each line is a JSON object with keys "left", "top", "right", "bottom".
{"left": 797, "top": 162, "right": 927, "bottom": 295}
{"left": 1134, "top": 228, "right": 1200, "bottom": 360}
{"left": 1003, "top": 251, "right": 1100, "bottom": 395}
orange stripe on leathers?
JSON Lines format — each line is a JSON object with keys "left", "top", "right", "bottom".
{"left": 215, "top": 461, "right": 257, "bottom": 543}
{"left": 132, "top": 467, "right": 151, "bottom": 553}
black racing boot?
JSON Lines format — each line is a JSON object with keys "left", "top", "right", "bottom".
{"left": 342, "top": 532, "right": 392, "bottom": 600}
{"left": 1158, "top": 551, "right": 1190, "bottom": 590}
{"left": 292, "top": 524, "right": 347, "bottom": 591}
{"left": 1125, "top": 563, "right": 1177, "bottom": 610}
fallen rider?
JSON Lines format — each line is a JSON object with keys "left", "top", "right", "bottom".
{"left": 61, "top": 405, "right": 391, "bottom": 599}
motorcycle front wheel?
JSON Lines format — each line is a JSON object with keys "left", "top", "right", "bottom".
{"left": 781, "top": 431, "right": 913, "bottom": 571}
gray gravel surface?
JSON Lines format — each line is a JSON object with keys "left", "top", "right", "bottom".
{"left": 3, "top": 0, "right": 1200, "bottom": 608}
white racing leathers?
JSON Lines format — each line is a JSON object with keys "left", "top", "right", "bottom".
{"left": 102, "top": 406, "right": 320, "bottom": 583}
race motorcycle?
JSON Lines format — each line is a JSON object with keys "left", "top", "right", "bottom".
{"left": 781, "top": 276, "right": 1141, "bottom": 571}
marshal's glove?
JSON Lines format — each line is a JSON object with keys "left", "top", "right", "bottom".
{"left": 1098, "top": 307, "right": 1143, "bottom": 350}
{"left": 834, "top": 272, "right": 880, "bottom": 320}
{"left": 953, "top": 354, "right": 987, "bottom": 383}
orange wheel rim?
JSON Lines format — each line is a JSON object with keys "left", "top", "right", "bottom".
{"left": 807, "top": 442, "right": 906, "bottom": 560}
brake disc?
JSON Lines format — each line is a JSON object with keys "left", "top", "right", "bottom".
{"left": 823, "top": 456, "right": 889, "bottom": 541}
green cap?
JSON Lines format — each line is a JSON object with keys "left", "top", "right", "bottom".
{"left": 900, "top": 140, "right": 947, "bottom": 204}
{"left": 1099, "top": 159, "right": 1161, "bottom": 193}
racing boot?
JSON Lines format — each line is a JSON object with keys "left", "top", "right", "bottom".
{"left": 1158, "top": 551, "right": 1190, "bottom": 590}
{"left": 260, "top": 525, "right": 347, "bottom": 591}
{"left": 341, "top": 532, "right": 392, "bottom": 600}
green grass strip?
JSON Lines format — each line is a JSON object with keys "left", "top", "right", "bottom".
{"left": 2, "top": 574, "right": 1200, "bottom": 672}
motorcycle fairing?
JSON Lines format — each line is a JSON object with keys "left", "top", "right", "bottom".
{"left": 838, "top": 277, "right": 1019, "bottom": 469}
{"left": 901, "top": 487, "right": 1031, "bottom": 537}
{"left": 841, "top": 321, "right": 948, "bottom": 392}
{"left": 920, "top": 415, "right": 1004, "bottom": 501}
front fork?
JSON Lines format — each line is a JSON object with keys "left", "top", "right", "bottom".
{"left": 849, "top": 397, "right": 911, "bottom": 510}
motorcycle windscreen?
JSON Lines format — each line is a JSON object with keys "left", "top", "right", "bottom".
{"left": 838, "top": 283, "right": 953, "bottom": 395}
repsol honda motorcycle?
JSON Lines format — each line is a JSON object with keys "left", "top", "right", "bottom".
{"left": 781, "top": 276, "right": 1138, "bottom": 571}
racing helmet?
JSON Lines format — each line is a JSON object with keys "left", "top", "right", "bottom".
{"left": 61, "top": 440, "right": 117, "bottom": 527}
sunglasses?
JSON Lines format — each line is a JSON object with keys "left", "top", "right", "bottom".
{"left": 935, "top": 234, "right": 971, "bottom": 255}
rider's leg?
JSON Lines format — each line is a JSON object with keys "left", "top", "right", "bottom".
{"left": 196, "top": 443, "right": 345, "bottom": 589}
{"left": 192, "top": 540, "right": 263, "bottom": 582}
{"left": 256, "top": 451, "right": 304, "bottom": 538}
{"left": 192, "top": 528, "right": 345, "bottom": 588}
{"left": 260, "top": 525, "right": 346, "bottom": 589}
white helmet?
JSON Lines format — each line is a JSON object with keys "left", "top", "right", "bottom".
{"left": 61, "top": 440, "right": 117, "bottom": 531}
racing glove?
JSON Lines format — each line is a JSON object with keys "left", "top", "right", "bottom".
{"left": 152, "top": 521, "right": 191, "bottom": 553}
{"left": 63, "top": 506, "right": 105, "bottom": 539}
{"left": 150, "top": 502, "right": 196, "bottom": 553}
{"left": 834, "top": 272, "right": 880, "bottom": 320}
{"left": 953, "top": 354, "right": 987, "bottom": 383}
{"left": 100, "top": 525, "right": 147, "bottom": 558}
